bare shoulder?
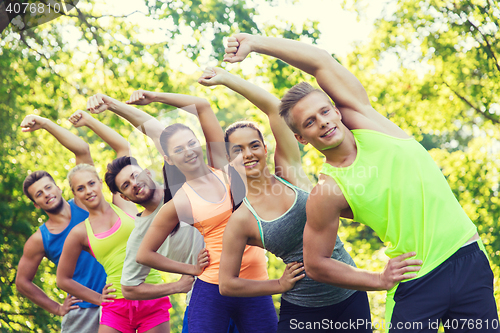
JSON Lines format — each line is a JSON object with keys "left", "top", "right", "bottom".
{"left": 172, "top": 188, "right": 194, "bottom": 223}
{"left": 275, "top": 162, "right": 313, "bottom": 192}
{"left": 227, "top": 204, "right": 261, "bottom": 245}
{"left": 67, "top": 222, "right": 88, "bottom": 244}
{"left": 172, "top": 188, "right": 190, "bottom": 209}
{"left": 305, "top": 174, "right": 348, "bottom": 231}
{"left": 229, "top": 204, "right": 252, "bottom": 227}
{"left": 309, "top": 174, "right": 349, "bottom": 211}
{"left": 23, "top": 229, "right": 45, "bottom": 256}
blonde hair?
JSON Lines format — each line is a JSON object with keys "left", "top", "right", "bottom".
{"left": 67, "top": 164, "right": 100, "bottom": 191}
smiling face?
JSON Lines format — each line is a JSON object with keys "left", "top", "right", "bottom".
{"left": 27, "top": 176, "right": 64, "bottom": 214}
{"left": 69, "top": 170, "right": 104, "bottom": 210}
{"left": 114, "top": 164, "right": 156, "bottom": 205}
{"left": 290, "top": 91, "right": 345, "bottom": 151}
{"left": 164, "top": 129, "right": 204, "bottom": 174}
{"left": 227, "top": 127, "right": 267, "bottom": 179}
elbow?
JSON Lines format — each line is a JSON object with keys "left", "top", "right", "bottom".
{"left": 56, "top": 273, "right": 71, "bottom": 292}
{"left": 197, "top": 99, "right": 212, "bottom": 113}
{"left": 135, "top": 251, "right": 148, "bottom": 267}
{"left": 77, "top": 143, "right": 91, "bottom": 157}
{"left": 219, "top": 284, "right": 231, "bottom": 297}
{"left": 312, "top": 49, "right": 335, "bottom": 74}
{"left": 303, "top": 259, "right": 322, "bottom": 283}
{"left": 121, "top": 286, "right": 136, "bottom": 300}
{"left": 56, "top": 276, "right": 66, "bottom": 290}
{"left": 218, "top": 280, "right": 235, "bottom": 297}
{"left": 15, "top": 276, "right": 27, "bottom": 296}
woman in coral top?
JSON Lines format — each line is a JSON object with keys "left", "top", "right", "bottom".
{"left": 132, "top": 87, "right": 298, "bottom": 333}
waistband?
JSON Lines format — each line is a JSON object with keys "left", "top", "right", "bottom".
{"left": 448, "top": 240, "right": 479, "bottom": 261}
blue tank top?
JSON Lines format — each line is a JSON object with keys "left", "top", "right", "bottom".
{"left": 39, "top": 199, "right": 107, "bottom": 308}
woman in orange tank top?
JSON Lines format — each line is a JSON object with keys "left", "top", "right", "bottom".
{"left": 135, "top": 88, "right": 277, "bottom": 332}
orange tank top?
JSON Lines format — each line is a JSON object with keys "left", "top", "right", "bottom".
{"left": 181, "top": 168, "right": 268, "bottom": 284}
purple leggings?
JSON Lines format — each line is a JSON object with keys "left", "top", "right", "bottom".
{"left": 188, "top": 279, "right": 277, "bottom": 333}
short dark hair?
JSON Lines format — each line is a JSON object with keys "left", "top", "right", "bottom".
{"left": 279, "top": 82, "right": 328, "bottom": 133}
{"left": 224, "top": 121, "right": 265, "bottom": 155}
{"left": 105, "top": 156, "right": 140, "bottom": 194}
{"left": 23, "top": 171, "right": 56, "bottom": 202}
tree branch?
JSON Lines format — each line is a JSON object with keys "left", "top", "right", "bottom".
{"left": 458, "top": 3, "right": 500, "bottom": 73}
{"left": 442, "top": 80, "right": 500, "bottom": 124}
{"left": 466, "top": 19, "right": 500, "bottom": 72}
{"left": 94, "top": 10, "right": 146, "bottom": 19}
{"left": 62, "top": 10, "right": 146, "bottom": 19}
{"left": 73, "top": 6, "right": 118, "bottom": 84}
{"left": 18, "top": 32, "right": 85, "bottom": 95}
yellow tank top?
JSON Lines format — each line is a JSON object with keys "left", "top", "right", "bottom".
{"left": 85, "top": 203, "right": 162, "bottom": 299}
{"left": 320, "top": 130, "right": 477, "bottom": 279}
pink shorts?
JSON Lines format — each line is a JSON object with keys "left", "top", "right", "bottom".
{"left": 100, "top": 297, "right": 172, "bottom": 333}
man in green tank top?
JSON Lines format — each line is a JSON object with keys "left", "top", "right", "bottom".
{"left": 223, "top": 34, "right": 498, "bottom": 332}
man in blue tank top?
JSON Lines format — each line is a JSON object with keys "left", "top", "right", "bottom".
{"left": 16, "top": 115, "right": 106, "bottom": 333}
{"left": 223, "top": 34, "right": 498, "bottom": 333}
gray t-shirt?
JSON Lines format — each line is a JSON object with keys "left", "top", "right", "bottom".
{"left": 121, "top": 199, "right": 205, "bottom": 304}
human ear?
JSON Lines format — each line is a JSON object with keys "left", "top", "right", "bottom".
{"left": 294, "top": 133, "right": 308, "bottom": 146}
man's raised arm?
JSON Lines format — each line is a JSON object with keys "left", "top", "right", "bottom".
{"left": 223, "top": 34, "right": 370, "bottom": 114}
{"left": 20, "top": 114, "right": 93, "bottom": 165}
{"left": 224, "top": 34, "right": 409, "bottom": 138}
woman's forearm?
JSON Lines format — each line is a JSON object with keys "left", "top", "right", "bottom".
{"left": 219, "top": 276, "right": 285, "bottom": 297}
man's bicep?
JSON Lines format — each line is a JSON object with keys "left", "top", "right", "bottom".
{"left": 315, "top": 58, "right": 371, "bottom": 112}
{"left": 304, "top": 183, "right": 342, "bottom": 259}
{"left": 17, "top": 235, "right": 46, "bottom": 282}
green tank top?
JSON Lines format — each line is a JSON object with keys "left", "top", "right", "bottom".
{"left": 320, "top": 129, "right": 477, "bottom": 279}
{"left": 85, "top": 203, "right": 162, "bottom": 299}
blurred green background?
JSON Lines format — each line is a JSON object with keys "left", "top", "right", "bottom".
{"left": 0, "top": 0, "right": 499, "bottom": 331}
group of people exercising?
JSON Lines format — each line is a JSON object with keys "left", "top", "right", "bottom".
{"left": 16, "top": 34, "right": 498, "bottom": 333}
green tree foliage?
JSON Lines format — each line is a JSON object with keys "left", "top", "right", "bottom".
{"left": 0, "top": 0, "right": 317, "bottom": 331}
{"left": 1, "top": 0, "right": 499, "bottom": 331}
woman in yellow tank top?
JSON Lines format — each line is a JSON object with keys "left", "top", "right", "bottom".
{"left": 56, "top": 111, "right": 173, "bottom": 333}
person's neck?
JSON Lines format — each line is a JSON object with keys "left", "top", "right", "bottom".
{"left": 323, "top": 130, "right": 357, "bottom": 167}
{"left": 245, "top": 166, "right": 274, "bottom": 198}
{"left": 184, "top": 164, "right": 212, "bottom": 183}
{"left": 87, "top": 199, "right": 111, "bottom": 218}
{"left": 45, "top": 200, "right": 71, "bottom": 225}
{"left": 139, "top": 186, "right": 163, "bottom": 217}
{"left": 73, "top": 196, "right": 89, "bottom": 212}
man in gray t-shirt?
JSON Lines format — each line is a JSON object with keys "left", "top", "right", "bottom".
{"left": 122, "top": 207, "right": 204, "bottom": 305}
{"left": 104, "top": 156, "right": 203, "bottom": 302}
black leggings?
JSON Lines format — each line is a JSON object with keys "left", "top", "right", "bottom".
{"left": 278, "top": 291, "right": 372, "bottom": 332}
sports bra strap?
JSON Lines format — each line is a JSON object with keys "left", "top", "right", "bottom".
{"left": 273, "top": 174, "right": 302, "bottom": 191}
{"left": 243, "top": 197, "right": 265, "bottom": 249}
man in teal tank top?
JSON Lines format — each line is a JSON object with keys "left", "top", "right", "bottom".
{"left": 223, "top": 34, "right": 499, "bottom": 332}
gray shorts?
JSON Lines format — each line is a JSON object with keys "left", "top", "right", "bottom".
{"left": 61, "top": 306, "right": 100, "bottom": 333}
